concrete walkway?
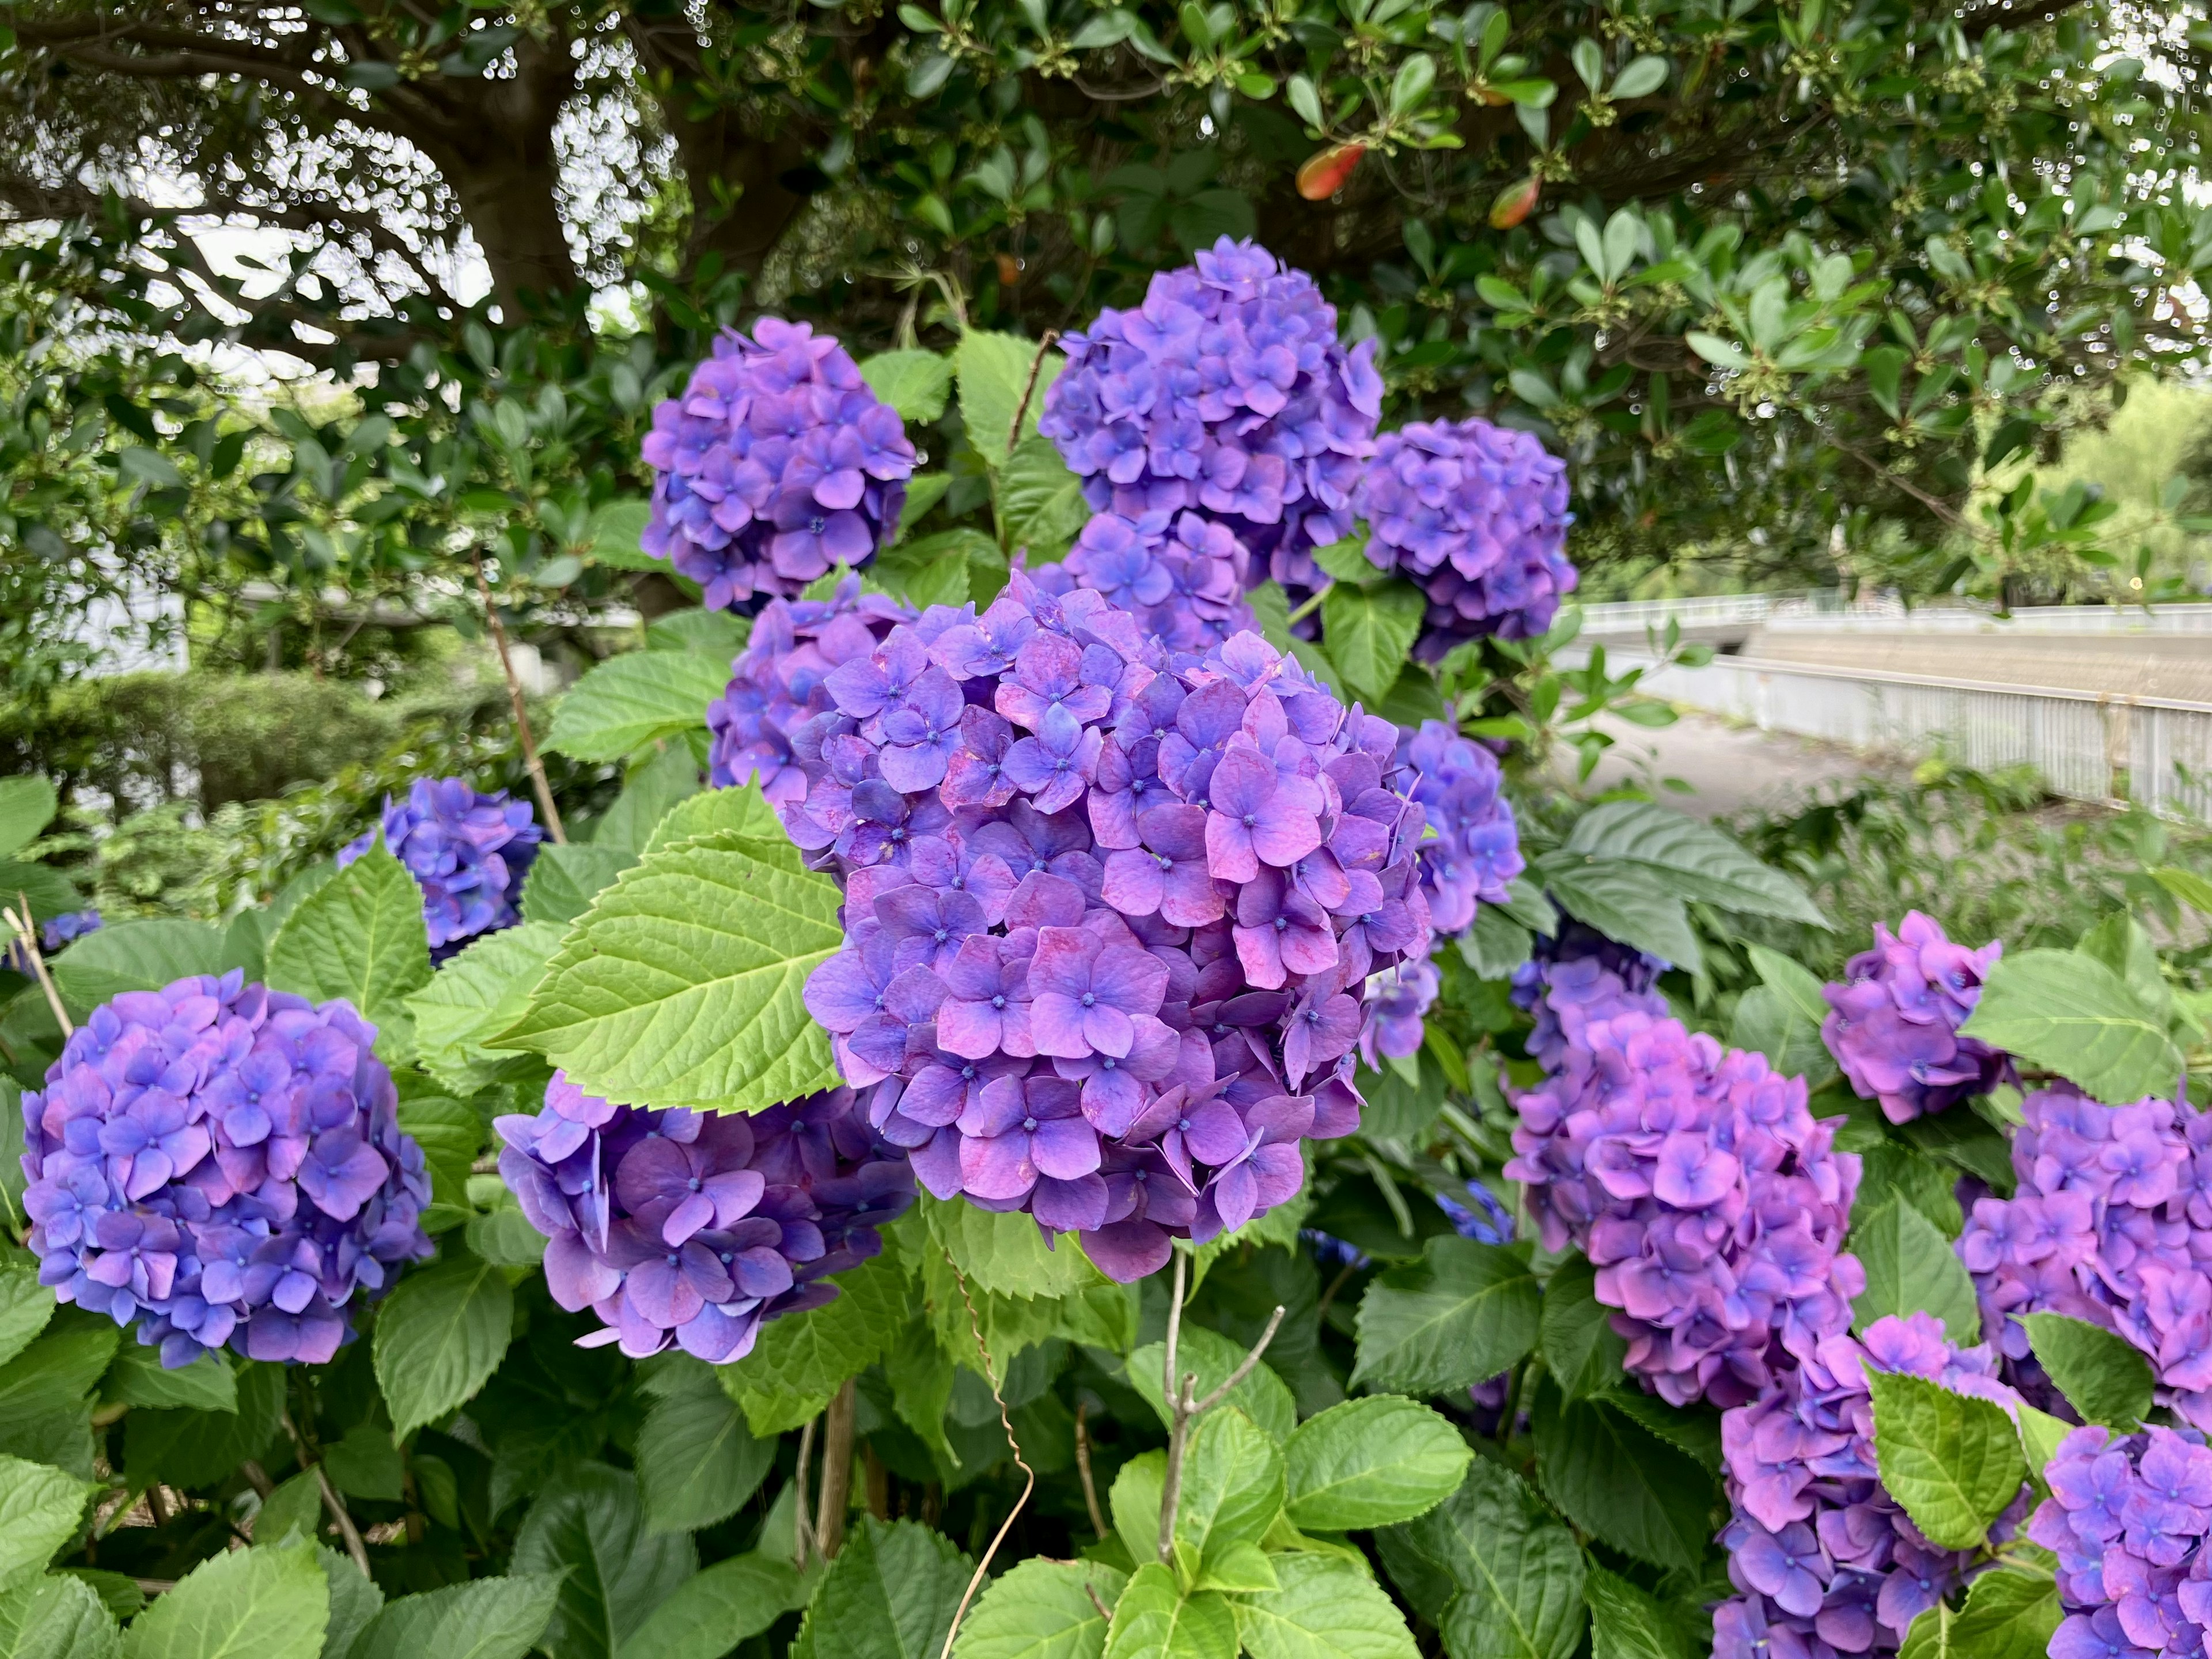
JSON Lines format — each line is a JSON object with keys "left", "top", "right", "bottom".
{"left": 1558, "top": 710, "right": 1896, "bottom": 820}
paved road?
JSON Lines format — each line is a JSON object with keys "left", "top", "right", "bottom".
{"left": 1558, "top": 710, "right": 1896, "bottom": 820}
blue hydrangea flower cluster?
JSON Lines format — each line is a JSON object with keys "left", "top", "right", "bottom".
{"left": 1358, "top": 958, "right": 1438, "bottom": 1069}
{"left": 339, "top": 777, "right": 542, "bottom": 959}
{"left": 1822, "top": 912, "right": 2010, "bottom": 1124}
{"left": 1038, "top": 237, "right": 1384, "bottom": 605}
{"left": 2031, "top": 1422, "right": 2212, "bottom": 1659}
{"left": 1509, "top": 918, "right": 1671, "bottom": 1074}
{"left": 21, "top": 972, "right": 433, "bottom": 1367}
{"left": 1506, "top": 1009, "right": 1863, "bottom": 1407}
{"left": 640, "top": 319, "right": 917, "bottom": 611}
{"left": 6, "top": 909, "right": 100, "bottom": 976}
{"left": 497, "top": 1072, "right": 912, "bottom": 1363}
{"left": 1959, "top": 1084, "right": 2212, "bottom": 1427}
{"left": 1060, "top": 510, "right": 1257, "bottom": 653}
{"left": 1398, "top": 720, "right": 1524, "bottom": 936}
{"left": 1715, "top": 1313, "right": 2029, "bottom": 1659}
{"left": 708, "top": 573, "right": 1433, "bottom": 1281}
{"left": 1358, "top": 416, "right": 1577, "bottom": 658}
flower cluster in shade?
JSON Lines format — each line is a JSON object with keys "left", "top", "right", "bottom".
{"left": 1061, "top": 509, "right": 1257, "bottom": 653}
{"left": 1821, "top": 912, "right": 2010, "bottom": 1124}
{"left": 1509, "top": 917, "right": 1671, "bottom": 1074}
{"left": 2032, "top": 1422, "right": 2212, "bottom": 1659}
{"left": 1357, "top": 415, "right": 1577, "bottom": 659}
{"left": 639, "top": 319, "right": 916, "bottom": 611}
{"left": 7, "top": 908, "right": 100, "bottom": 976}
{"left": 1358, "top": 958, "right": 1438, "bottom": 1069}
{"left": 20, "top": 973, "right": 433, "bottom": 1367}
{"left": 1959, "top": 1084, "right": 2212, "bottom": 1427}
{"left": 1507, "top": 1009, "right": 1863, "bottom": 1407}
{"left": 707, "top": 572, "right": 1433, "bottom": 1282}
{"left": 1398, "top": 719, "right": 1524, "bottom": 937}
{"left": 1715, "top": 1313, "right": 2029, "bottom": 1659}
{"left": 497, "top": 1074, "right": 912, "bottom": 1362}
{"left": 1038, "top": 236, "right": 1382, "bottom": 606}
{"left": 339, "top": 777, "right": 542, "bottom": 959}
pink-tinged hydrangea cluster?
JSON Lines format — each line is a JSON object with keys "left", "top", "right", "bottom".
{"left": 1038, "top": 237, "right": 1383, "bottom": 605}
{"left": 1398, "top": 720, "right": 1523, "bottom": 935}
{"left": 2032, "top": 1423, "right": 2212, "bottom": 1659}
{"left": 339, "top": 777, "right": 541, "bottom": 960}
{"left": 1958, "top": 1084, "right": 2212, "bottom": 1427}
{"left": 20, "top": 973, "right": 432, "bottom": 1367}
{"left": 1358, "top": 416, "right": 1576, "bottom": 658}
{"left": 1509, "top": 919, "right": 1671, "bottom": 1074}
{"left": 1715, "top": 1313, "right": 2029, "bottom": 1659}
{"left": 709, "top": 573, "right": 1432, "bottom": 1281}
{"left": 1358, "top": 959, "right": 1439, "bottom": 1069}
{"left": 1821, "top": 913, "right": 2010, "bottom": 1124}
{"left": 1061, "top": 510, "right": 1257, "bottom": 653}
{"left": 639, "top": 319, "right": 916, "bottom": 611}
{"left": 496, "top": 1074, "right": 912, "bottom": 1363}
{"left": 1507, "top": 1010, "right": 1863, "bottom": 1407}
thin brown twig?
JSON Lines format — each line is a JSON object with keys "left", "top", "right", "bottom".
{"left": 1155, "top": 1250, "right": 1287, "bottom": 1565}
{"left": 1074, "top": 1400, "right": 1108, "bottom": 1539}
{"left": 792, "top": 1416, "right": 819, "bottom": 1570}
{"left": 1005, "top": 330, "right": 1061, "bottom": 459}
{"left": 1313, "top": 1257, "right": 1361, "bottom": 1325}
{"left": 1191, "top": 1305, "right": 1287, "bottom": 1417}
{"left": 938, "top": 1253, "right": 1036, "bottom": 1659}
{"left": 282, "top": 1412, "right": 370, "bottom": 1577}
{"left": 5, "top": 897, "right": 73, "bottom": 1036}
{"left": 1084, "top": 1581, "right": 1113, "bottom": 1623}
{"left": 471, "top": 551, "right": 567, "bottom": 844}
{"left": 817, "top": 1380, "right": 857, "bottom": 1559}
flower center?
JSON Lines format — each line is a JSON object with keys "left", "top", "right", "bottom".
{"left": 991, "top": 994, "right": 1007, "bottom": 1009}
{"left": 809, "top": 515, "right": 827, "bottom": 535}
{"left": 1081, "top": 992, "right": 1096, "bottom": 1007}
{"left": 1021, "top": 1116, "right": 1038, "bottom": 1132}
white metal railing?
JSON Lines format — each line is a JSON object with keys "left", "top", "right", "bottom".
{"left": 1611, "top": 652, "right": 2212, "bottom": 821}
{"left": 1577, "top": 594, "right": 1784, "bottom": 635}
{"left": 1575, "top": 593, "right": 2212, "bottom": 638}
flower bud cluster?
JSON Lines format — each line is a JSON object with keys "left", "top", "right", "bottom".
{"left": 2031, "top": 1422, "right": 2212, "bottom": 1659}
{"left": 1357, "top": 416, "right": 1575, "bottom": 658}
{"left": 1715, "top": 1313, "right": 2028, "bottom": 1659}
{"left": 708, "top": 572, "right": 1433, "bottom": 1281}
{"left": 1821, "top": 912, "right": 2010, "bottom": 1124}
{"left": 641, "top": 319, "right": 916, "bottom": 611}
{"left": 1959, "top": 1084, "right": 2212, "bottom": 1426}
{"left": 1507, "top": 1009, "right": 1863, "bottom": 1407}
{"left": 339, "top": 777, "right": 541, "bottom": 959}
{"left": 1398, "top": 719, "right": 1524, "bottom": 937}
{"left": 1509, "top": 919, "right": 1671, "bottom": 1074}
{"left": 21, "top": 973, "right": 432, "bottom": 1366}
{"left": 1038, "top": 237, "right": 1383, "bottom": 605}
{"left": 497, "top": 1073, "right": 912, "bottom": 1363}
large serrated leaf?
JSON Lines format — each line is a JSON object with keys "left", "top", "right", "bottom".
{"left": 0, "top": 1453, "right": 96, "bottom": 1592}
{"left": 1002, "top": 436, "right": 1090, "bottom": 558}
{"left": 790, "top": 1518, "right": 972, "bottom": 1659}
{"left": 1352, "top": 1236, "right": 1540, "bottom": 1396}
{"left": 622, "top": 1556, "right": 801, "bottom": 1659}
{"left": 48, "top": 919, "right": 228, "bottom": 1016}
{"left": 265, "top": 844, "right": 431, "bottom": 1059}
{"left": 348, "top": 1574, "right": 562, "bottom": 1659}
{"left": 957, "top": 331, "right": 1063, "bottom": 463}
{"left": 860, "top": 349, "right": 955, "bottom": 425}
{"left": 1321, "top": 583, "right": 1426, "bottom": 704}
{"left": 1850, "top": 1198, "right": 1982, "bottom": 1344}
{"left": 2020, "top": 1312, "right": 2154, "bottom": 1429}
{"left": 0, "top": 778, "right": 57, "bottom": 860}
{"left": 1100, "top": 1563, "right": 1237, "bottom": 1659}
{"left": 1531, "top": 1387, "right": 1717, "bottom": 1572}
{"left": 722, "top": 1243, "right": 910, "bottom": 1434}
{"left": 1865, "top": 1369, "right": 2027, "bottom": 1551}
{"left": 1562, "top": 801, "right": 1826, "bottom": 925}
{"left": 544, "top": 651, "right": 728, "bottom": 763}
{"left": 512, "top": 1464, "right": 696, "bottom": 1659}
{"left": 500, "top": 830, "right": 844, "bottom": 1114}
{"left": 1281, "top": 1396, "right": 1471, "bottom": 1532}
{"left": 1533, "top": 855, "right": 1702, "bottom": 974}
{"left": 406, "top": 922, "right": 566, "bottom": 1096}
{"left": 923, "top": 1192, "right": 1105, "bottom": 1299}
{"left": 1379, "top": 1459, "right": 1584, "bottom": 1659}
{"left": 120, "top": 1541, "right": 328, "bottom": 1659}
{"left": 1233, "top": 1553, "right": 1419, "bottom": 1659}
{"left": 372, "top": 1252, "right": 514, "bottom": 1441}
{"left": 952, "top": 1558, "right": 1126, "bottom": 1659}
{"left": 1959, "top": 948, "right": 2181, "bottom": 1107}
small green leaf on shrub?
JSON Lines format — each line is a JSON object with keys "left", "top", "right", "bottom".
{"left": 1281, "top": 1396, "right": 1471, "bottom": 1532}
{"left": 951, "top": 1558, "right": 1126, "bottom": 1659}
{"left": 121, "top": 1541, "right": 328, "bottom": 1659}
{"left": 1850, "top": 1198, "right": 1982, "bottom": 1343}
{"left": 1101, "top": 1561, "right": 1238, "bottom": 1659}
{"left": 1351, "top": 1235, "right": 1540, "bottom": 1396}
{"left": 1378, "top": 1459, "right": 1584, "bottom": 1659}
{"left": 265, "top": 844, "right": 431, "bottom": 1060}
{"left": 1865, "top": 1369, "right": 2028, "bottom": 1551}
{"left": 1321, "top": 582, "right": 1425, "bottom": 704}
{"left": 347, "top": 1573, "right": 561, "bottom": 1659}
{"left": 1531, "top": 1387, "right": 1716, "bottom": 1572}
{"left": 545, "top": 651, "right": 728, "bottom": 763}
{"left": 790, "top": 1517, "right": 972, "bottom": 1659}
{"left": 624, "top": 1555, "right": 803, "bottom": 1659}
{"left": 1960, "top": 948, "right": 2182, "bottom": 1107}
{"left": 2020, "top": 1312, "right": 2154, "bottom": 1429}
{"left": 1947, "top": 1567, "right": 2062, "bottom": 1659}
{"left": 373, "top": 1251, "right": 516, "bottom": 1441}
{"left": 0, "top": 1452, "right": 97, "bottom": 1592}
{"left": 860, "top": 348, "right": 955, "bottom": 424}
{"left": 1233, "top": 1552, "right": 1420, "bottom": 1659}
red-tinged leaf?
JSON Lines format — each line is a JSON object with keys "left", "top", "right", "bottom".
{"left": 1297, "top": 143, "right": 1365, "bottom": 201}
{"left": 1490, "top": 176, "right": 1541, "bottom": 228}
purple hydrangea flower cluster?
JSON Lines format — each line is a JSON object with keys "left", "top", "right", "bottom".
{"left": 1357, "top": 416, "right": 1577, "bottom": 659}
{"left": 1060, "top": 510, "right": 1257, "bottom": 653}
{"left": 639, "top": 319, "right": 916, "bottom": 611}
{"left": 339, "top": 777, "right": 542, "bottom": 959}
{"left": 20, "top": 972, "right": 432, "bottom": 1367}
{"left": 708, "top": 571, "right": 1433, "bottom": 1282}
{"left": 1821, "top": 912, "right": 2010, "bottom": 1124}
{"left": 1509, "top": 918, "right": 1671, "bottom": 1074}
{"left": 2031, "top": 1423, "right": 2212, "bottom": 1659}
{"left": 1038, "top": 237, "right": 1383, "bottom": 604}
{"left": 1715, "top": 1313, "right": 2028, "bottom": 1659}
{"left": 1958, "top": 1084, "right": 2212, "bottom": 1426}
{"left": 1358, "top": 958, "right": 1438, "bottom": 1069}
{"left": 1398, "top": 719, "right": 1524, "bottom": 935}
{"left": 1506, "top": 1009, "right": 1863, "bottom": 1407}
{"left": 497, "top": 1073, "right": 912, "bottom": 1363}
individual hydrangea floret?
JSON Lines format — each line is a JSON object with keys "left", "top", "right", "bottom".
{"left": 1398, "top": 721, "right": 1523, "bottom": 936}
{"left": 1039, "top": 237, "right": 1383, "bottom": 606}
{"left": 2031, "top": 1422, "right": 2212, "bottom": 1659}
{"left": 1821, "top": 912, "right": 2010, "bottom": 1124}
{"left": 1958, "top": 1084, "right": 2212, "bottom": 1427}
{"left": 1358, "top": 416, "right": 1576, "bottom": 658}
{"left": 640, "top": 319, "right": 916, "bottom": 611}
{"left": 709, "top": 571, "right": 1434, "bottom": 1282}
{"left": 1715, "top": 1313, "right": 2031, "bottom": 1659}
{"left": 1060, "top": 510, "right": 1257, "bottom": 653}
{"left": 497, "top": 1073, "right": 912, "bottom": 1363}
{"left": 20, "top": 972, "right": 433, "bottom": 1366}
{"left": 339, "top": 777, "right": 542, "bottom": 959}
{"left": 1506, "top": 1009, "right": 1862, "bottom": 1407}
{"left": 1509, "top": 917, "right": 1670, "bottom": 1074}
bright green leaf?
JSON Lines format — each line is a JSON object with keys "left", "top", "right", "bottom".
{"left": 347, "top": 1574, "right": 560, "bottom": 1659}
{"left": 545, "top": 652, "right": 727, "bottom": 763}
{"left": 957, "top": 331, "right": 1062, "bottom": 463}
{"left": 1233, "top": 1552, "right": 1418, "bottom": 1659}
{"left": 120, "top": 1543, "right": 328, "bottom": 1659}
{"left": 790, "top": 1517, "right": 972, "bottom": 1659}
{"left": 373, "top": 1251, "right": 515, "bottom": 1441}
{"left": 1281, "top": 1396, "right": 1471, "bottom": 1532}
{"left": 1100, "top": 1563, "right": 1237, "bottom": 1659}
{"left": 1960, "top": 949, "right": 2181, "bottom": 1107}
{"left": 2020, "top": 1313, "right": 2154, "bottom": 1429}
{"left": 0, "top": 1455, "right": 97, "bottom": 1592}
{"left": 952, "top": 1557, "right": 1126, "bottom": 1659}
{"left": 264, "top": 845, "right": 431, "bottom": 1060}
{"left": 1321, "top": 584, "right": 1426, "bottom": 705}
{"left": 1866, "top": 1369, "right": 2028, "bottom": 1551}
{"left": 1850, "top": 1199, "right": 1982, "bottom": 1344}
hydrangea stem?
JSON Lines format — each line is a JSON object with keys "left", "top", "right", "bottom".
{"left": 1005, "top": 330, "right": 1061, "bottom": 460}
{"left": 3, "top": 897, "right": 71, "bottom": 1037}
{"left": 1154, "top": 1249, "right": 1287, "bottom": 1565}
{"left": 1074, "top": 1401, "right": 1107, "bottom": 1539}
{"left": 817, "top": 1380, "right": 857, "bottom": 1559}
{"left": 937, "top": 1253, "right": 1034, "bottom": 1659}
{"left": 471, "top": 551, "right": 567, "bottom": 845}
